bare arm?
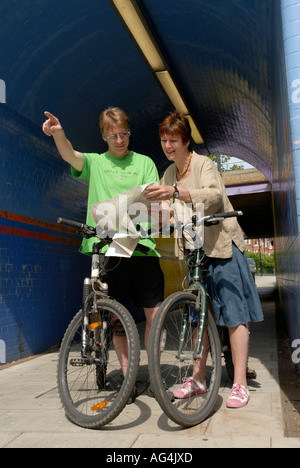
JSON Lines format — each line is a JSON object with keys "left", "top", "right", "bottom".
{"left": 42, "top": 112, "right": 84, "bottom": 172}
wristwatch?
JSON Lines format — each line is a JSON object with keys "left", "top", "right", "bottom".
{"left": 173, "top": 185, "right": 180, "bottom": 199}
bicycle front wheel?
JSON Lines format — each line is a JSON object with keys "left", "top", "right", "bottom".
{"left": 148, "top": 291, "right": 222, "bottom": 427}
{"left": 57, "top": 299, "right": 140, "bottom": 429}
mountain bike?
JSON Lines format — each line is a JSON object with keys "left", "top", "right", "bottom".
{"left": 56, "top": 218, "right": 140, "bottom": 429}
{"left": 148, "top": 211, "right": 245, "bottom": 427}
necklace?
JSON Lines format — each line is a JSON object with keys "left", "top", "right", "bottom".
{"left": 176, "top": 152, "right": 192, "bottom": 177}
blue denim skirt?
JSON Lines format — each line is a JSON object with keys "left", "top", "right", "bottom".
{"left": 205, "top": 244, "right": 264, "bottom": 327}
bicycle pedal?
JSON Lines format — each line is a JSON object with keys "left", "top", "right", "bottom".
{"left": 246, "top": 368, "right": 257, "bottom": 380}
{"left": 70, "top": 358, "right": 86, "bottom": 367}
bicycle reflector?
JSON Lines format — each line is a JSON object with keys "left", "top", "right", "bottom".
{"left": 90, "top": 401, "right": 108, "bottom": 411}
{"left": 88, "top": 322, "right": 101, "bottom": 330}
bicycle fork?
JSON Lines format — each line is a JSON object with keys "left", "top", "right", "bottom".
{"left": 69, "top": 279, "right": 94, "bottom": 367}
{"left": 81, "top": 245, "right": 109, "bottom": 361}
{"left": 81, "top": 278, "right": 93, "bottom": 360}
{"left": 177, "top": 284, "right": 207, "bottom": 362}
{"left": 193, "top": 284, "right": 207, "bottom": 360}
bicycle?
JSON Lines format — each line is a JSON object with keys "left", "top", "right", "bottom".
{"left": 148, "top": 210, "right": 244, "bottom": 427}
{"left": 56, "top": 217, "right": 140, "bottom": 429}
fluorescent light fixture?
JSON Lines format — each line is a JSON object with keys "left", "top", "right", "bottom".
{"left": 156, "top": 71, "right": 189, "bottom": 114}
{"left": 186, "top": 115, "right": 204, "bottom": 145}
{"left": 156, "top": 72, "right": 203, "bottom": 144}
{"left": 111, "top": 0, "right": 204, "bottom": 144}
{"left": 111, "top": 0, "right": 165, "bottom": 71}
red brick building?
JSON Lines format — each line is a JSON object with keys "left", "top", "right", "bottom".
{"left": 245, "top": 238, "right": 274, "bottom": 256}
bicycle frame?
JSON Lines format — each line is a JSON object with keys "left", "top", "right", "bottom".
{"left": 177, "top": 210, "right": 243, "bottom": 362}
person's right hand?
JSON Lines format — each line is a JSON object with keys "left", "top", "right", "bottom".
{"left": 42, "top": 111, "right": 63, "bottom": 137}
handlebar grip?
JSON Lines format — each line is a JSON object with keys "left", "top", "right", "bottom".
{"left": 211, "top": 210, "right": 243, "bottom": 219}
{"left": 203, "top": 211, "right": 243, "bottom": 227}
{"left": 57, "top": 217, "right": 84, "bottom": 229}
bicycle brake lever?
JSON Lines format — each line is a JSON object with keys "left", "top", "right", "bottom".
{"left": 82, "top": 226, "right": 97, "bottom": 239}
{"left": 204, "top": 220, "right": 219, "bottom": 227}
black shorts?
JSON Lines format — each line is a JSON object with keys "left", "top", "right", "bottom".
{"left": 101, "top": 256, "right": 165, "bottom": 309}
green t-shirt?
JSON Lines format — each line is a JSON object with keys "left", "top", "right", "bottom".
{"left": 71, "top": 151, "right": 160, "bottom": 257}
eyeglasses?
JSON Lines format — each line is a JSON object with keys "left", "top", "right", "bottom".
{"left": 105, "top": 131, "right": 130, "bottom": 140}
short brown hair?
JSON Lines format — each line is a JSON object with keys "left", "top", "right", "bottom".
{"left": 159, "top": 111, "right": 191, "bottom": 146}
{"left": 99, "top": 107, "right": 130, "bottom": 134}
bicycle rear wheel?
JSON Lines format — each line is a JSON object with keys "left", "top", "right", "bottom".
{"left": 148, "top": 291, "right": 222, "bottom": 427}
{"left": 57, "top": 298, "right": 140, "bottom": 429}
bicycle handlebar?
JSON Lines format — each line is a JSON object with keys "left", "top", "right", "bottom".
{"left": 57, "top": 217, "right": 85, "bottom": 230}
{"left": 57, "top": 217, "right": 97, "bottom": 239}
{"left": 204, "top": 210, "right": 243, "bottom": 221}
{"left": 57, "top": 210, "right": 243, "bottom": 242}
{"left": 137, "top": 210, "right": 242, "bottom": 238}
{"left": 202, "top": 210, "right": 243, "bottom": 226}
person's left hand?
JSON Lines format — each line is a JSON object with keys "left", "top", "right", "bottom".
{"left": 145, "top": 185, "right": 174, "bottom": 201}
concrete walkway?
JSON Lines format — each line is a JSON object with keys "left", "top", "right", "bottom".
{"left": 1, "top": 275, "right": 300, "bottom": 448}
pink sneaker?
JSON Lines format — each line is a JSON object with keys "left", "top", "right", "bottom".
{"left": 173, "top": 378, "right": 207, "bottom": 399}
{"left": 226, "top": 384, "right": 250, "bottom": 408}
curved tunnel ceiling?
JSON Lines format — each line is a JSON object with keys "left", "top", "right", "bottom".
{"left": 0, "top": 0, "right": 273, "bottom": 180}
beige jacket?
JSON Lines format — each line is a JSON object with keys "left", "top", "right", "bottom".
{"left": 162, "top": 152, "right": 245, "bottom": 260}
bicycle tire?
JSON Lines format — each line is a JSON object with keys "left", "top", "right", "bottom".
{"left": 57, "top": 299, "right": 140, "bottom": 429}
{"left": 148, "top": 291, "right": 222, "bottom": 427}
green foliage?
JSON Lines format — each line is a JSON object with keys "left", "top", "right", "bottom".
{"left": 246, "top": 251, "right": 275, "bottom": 274}
{"left": 207, "top": 154, "right": 244, "bottom": 172}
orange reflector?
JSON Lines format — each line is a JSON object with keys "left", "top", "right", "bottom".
{"left": 88, "top": 322, "right": 101, "bottom": 330}
{"left": 91, "top": 401, "right": 108, "bottom": 411}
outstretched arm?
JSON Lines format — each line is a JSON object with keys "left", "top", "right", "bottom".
{"left": 42, "top": 111, "right": 84, "bottom": 172}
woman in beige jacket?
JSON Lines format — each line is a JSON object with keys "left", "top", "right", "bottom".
{"left": 146, "top": 111, "right": 263, "bottom": 408}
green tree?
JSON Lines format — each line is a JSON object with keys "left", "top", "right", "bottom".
{"left": 208, "top": 154, "right": 244, "bottom": 172}
{"left": 246, "top": 251, "right": 275, "bottom": 274}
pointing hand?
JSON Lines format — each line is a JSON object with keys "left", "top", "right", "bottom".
{"left": 42, "top": 111, "right": 63, "bottom": 136}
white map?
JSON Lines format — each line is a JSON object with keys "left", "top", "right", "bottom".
{"left": 90, "top": 183, "right": 161, "bottom": 257}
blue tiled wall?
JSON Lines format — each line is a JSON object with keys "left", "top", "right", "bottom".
{"left": 0, "top": 105, "right": 90, "bottom": 363}
{"left": 272, "top": 0, "right": 300, "bottom": 372}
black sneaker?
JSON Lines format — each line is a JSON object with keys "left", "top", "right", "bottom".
{"left": 147, "top": 379, "right": 175, "bottom": 402}
{"left": 146, "top": 380, "right": 155, "bottom": 398}
{"left": 127, "top": 383, "right": 137, "bottom": 405}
